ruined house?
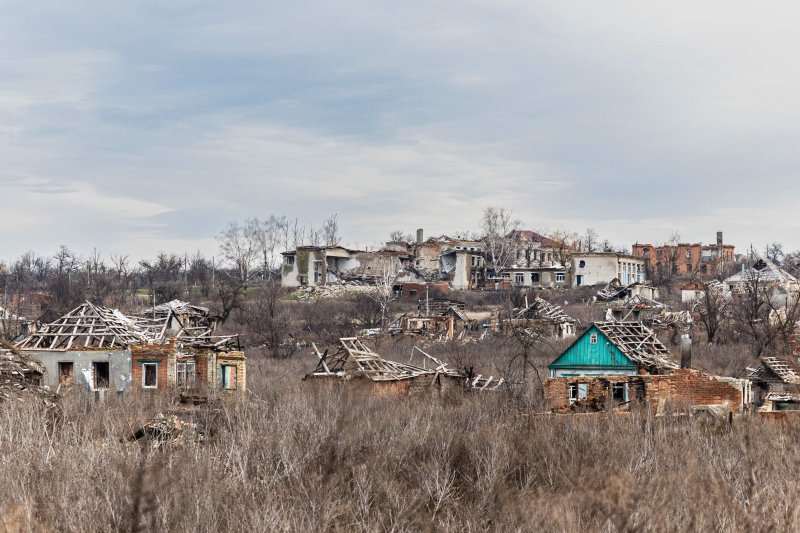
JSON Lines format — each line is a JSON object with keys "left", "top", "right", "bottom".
{"left": 16, "top": 301, "right": 154, "bottom": 393}
{"left": 130, "top": 335, "right": 246, "bottom": 394}
{"left": 723, "top": 257, "right": 799, "bottom": 304}
{"left": 15, "top": 301, "right": 246, "bottom": 396}
{"left": 680, "top": 279, "right": 707, "bottom": 303}
{"left": 747, "top": 356, "right": 800, "bottom": 412}
{"left": 507, "top": 298, "right": 576, "bottom": 338}
{"left": 397, "top": 299, "right": 472, "bottom": 341}
{"left": 544, "top": 322, "right": 749, "bottom": 414}
{"left": 305, "top": 338, "right": 503, "bottom": 395}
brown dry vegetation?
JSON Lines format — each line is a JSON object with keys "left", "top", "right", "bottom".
{"left": 0, "top": 343, "right": 796, "bottom": 532}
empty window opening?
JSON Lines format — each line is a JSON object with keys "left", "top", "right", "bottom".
{"left": 142, "top": 363, "right": 158, "bottom": 388}
{"left": 568, "top": 382, "right": 588, "bottom": 404}
{"left": 58, "top": 362, "right": 74, "bottom": 386}
{"left": 612, "top": 382, "right": 629, "bottom": 403}
{"left": 93, "top": 362, "right": 110, "bottom": 390}
{"left": 531, "top": 273, "right": 540, "bottom": 283}
{"left": 221, "top": 365, "right": 238, "bottom": 390}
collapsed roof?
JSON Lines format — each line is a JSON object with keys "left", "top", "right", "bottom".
{"left": 16, "top": 301, "right": 238, "bottom": 352}
{"left": 594, "top": 321, "right": 679, "bottom": 373}
{"left": 308, "top": 338, "right": 503, "bottom": 390}
{"left": 725, "top": 258, "right": 798, "bottom": 286}
{"left": 748, "top": 356, "right": 800, "bottom": 384}
{"left": 16, "top": 302, "right": 153, "bottom": 350}
{"left": 514, "top": 298, "right": 576, "bottom": 324}
{"left": 147, "top": 299, "right": 210, "bottom": 318}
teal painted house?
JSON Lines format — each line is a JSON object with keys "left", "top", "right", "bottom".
{"left": 548, "top": 322, "right": 677, "bottom": 378}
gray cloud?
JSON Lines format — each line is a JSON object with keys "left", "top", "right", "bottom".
{"left": 1, "top": 1, "right": 799, "bottom": 262}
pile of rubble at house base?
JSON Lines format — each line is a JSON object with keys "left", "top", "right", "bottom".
{"left": 305, "top": 337, "right": 504, "bottom": 396}
{"left": 0, "top": 344, "right": 53, "bottom": 404}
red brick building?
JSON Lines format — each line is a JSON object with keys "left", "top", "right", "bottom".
{"left": 632, "top": 231, "right": 735, "bottom": 279}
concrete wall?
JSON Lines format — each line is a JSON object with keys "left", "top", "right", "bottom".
{"left": 450, "top": 253, "right": 471, "bottom": 290}
{"left": 25, "top": 349, "right": 132, "bottom": 392}
{"left": 571, "top": 254, "right": 645, "bottom": 287}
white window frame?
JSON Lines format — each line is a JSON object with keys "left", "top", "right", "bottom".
{"left": 142, "top": 363, "right": 158, "bottom": 389}
{"left": 515, "top": 273, "right": 524, "bottom": 284}
{"left": 556, "top": 272, "right": 565, "bottom": 283}
{"left": 177, "top": 361, "right": 196, "bottom": 388}
{"left": 590, "top": 333, "right": 598, "bottom": 344}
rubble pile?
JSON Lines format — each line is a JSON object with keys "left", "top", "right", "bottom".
{"left": 290, "top": 283, "right": 381, "bottom": 300}
{"left": 0, "top": 346, "right": 48, "bottom": 402}
{"left": 128, "top": 412, "right": 207, "bottom": 445}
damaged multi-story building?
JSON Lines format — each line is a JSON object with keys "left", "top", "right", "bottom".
{"left": 569, "top": 252, "right": 646, "bottom": 288}
{"left": 15, "top": 300, "right": 246, "bottom": 396}
{"left": 632, "top": 231, "right": 736, "bottom": 278}
{"left": 544, "top": 322, "right": 750, "bottom": 414}
{"left": 281, "top": 229, "right": 486, "bottom": 291}
{"left": 281, "top": 245, "right": 405, "bottom": 288}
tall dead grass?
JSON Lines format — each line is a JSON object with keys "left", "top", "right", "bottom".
{"left": 0, "top": 350, "right": 793, "bottom": 532}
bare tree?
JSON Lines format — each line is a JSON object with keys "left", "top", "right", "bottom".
{"left": 729, "top": 264, "right": 800, "bottom": 356}
{"left": 389, "top": 230, "right": 409, "bottom": 242}
{"left": 243, "top": 282, "right": 293, "bottom": 358}
{"left": 252, "top": 216, "right": 287, "bottom": 281}
{"left": 322, "top": 214, "right": 340, "bottom": 247}
{"left": 290, "top": 218, "right": 305, "bottom": 249}
{"left": 695, "top": 284, "right": 728, "bottom": 344}
{"left": 480, "top": 207, "right": 521, "bottom": 274}
{"left": 307, "top": 224, "right": 322, "bottom": 247}
{"left": 367, "top": 262, "right": 399, "bottom": 328}
{"left": 218, "top": 220, "right": 260, "bottom": 284}
{"left": 582, "top": 228, "right": 599, "bottom": 252}
{"left": 545, "top": 228, "right": 581, "bottom": 266}
{"left": 765, "top": 242, "right": 785, "bottom": 265}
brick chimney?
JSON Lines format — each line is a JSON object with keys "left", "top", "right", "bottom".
{"left": 416, "top": 228, "right": 424, "bottom": 245}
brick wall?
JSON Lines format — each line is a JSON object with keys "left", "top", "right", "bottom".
{"left": 544, "top": 369, "right": 745, "bottom": 414}
{"left": 644, "top": 369, "right": 744, "bottom": 413}
{"left": 130, "top": 340, "right": 175, "bottom": 392}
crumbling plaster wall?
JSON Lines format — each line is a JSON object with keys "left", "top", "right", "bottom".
{"left": 25, "top": 349, "right": 132, "bottom": 391}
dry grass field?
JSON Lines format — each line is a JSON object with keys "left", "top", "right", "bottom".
{"left": 0, "top": 342, "right": 798, "bottom": 533}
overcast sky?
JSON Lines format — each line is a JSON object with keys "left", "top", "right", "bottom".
{"left": 2, "top": 1, "right": 799, "bottom": 262}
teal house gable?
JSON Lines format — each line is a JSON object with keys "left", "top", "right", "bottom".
{"left": 548, "top": 325, "right": 638, "bottom": 377}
